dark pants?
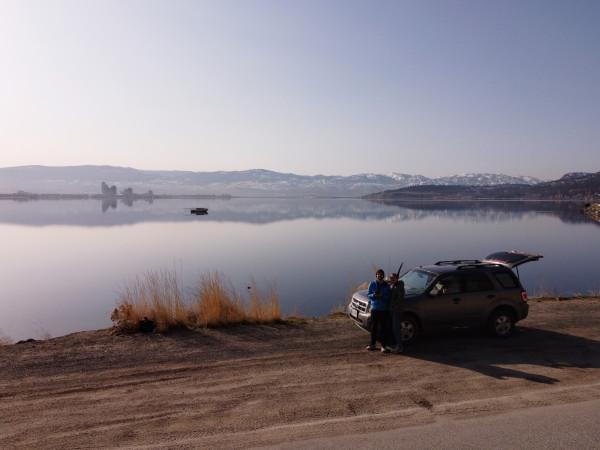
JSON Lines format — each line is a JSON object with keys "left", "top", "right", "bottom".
{"left": 370, "top": 310, "right": 391, "bottom": 347}
{"left": 391, "top": 310, "right": 403, "bottom": 348}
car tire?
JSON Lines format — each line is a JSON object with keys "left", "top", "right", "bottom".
{"left": 488, "top": 308, "right": 515, "bottom": 338}
{"left": 400, "top": 315, "right": 420, "bottom": 344}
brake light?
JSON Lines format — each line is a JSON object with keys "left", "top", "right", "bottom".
{"left": 521, "top": 291, "right": 528, "bottom": 302}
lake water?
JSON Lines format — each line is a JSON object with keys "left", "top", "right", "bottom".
{"left": 1, "top": 198, "right": 599, "bottom": 341}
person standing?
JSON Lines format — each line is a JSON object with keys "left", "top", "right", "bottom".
{"left": 387, "top": 272, "right": 405, "bottom": 354}
{"left": 366, "top": 269, "right": 391, "bottom": 352}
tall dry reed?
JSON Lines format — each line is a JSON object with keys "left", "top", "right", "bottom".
{"left": 190, "top": 272, "right": 246, "bottom": 327}
{"left": 112, "top": 270, "right": 188, "bottom": 332}
{"left": 111, "top": 270, "right": 281, "bottom": 332}
{"left": 0, "top": 330, "right": 12, "bottom": 346}
{"left": 246, "top": 277, "right": 281, "bottom": 322}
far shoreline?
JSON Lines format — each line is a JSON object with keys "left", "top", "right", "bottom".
{"left": 0, "top": 194, "right": 595, "bottom": 202}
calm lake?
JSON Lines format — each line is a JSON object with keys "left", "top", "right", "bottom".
{"left": 1, "top": 198, "right": 599, "bottom": 341}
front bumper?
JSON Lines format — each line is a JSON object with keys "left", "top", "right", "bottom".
{"left": 347, "top": 303, "right": 371, "bottom": 330}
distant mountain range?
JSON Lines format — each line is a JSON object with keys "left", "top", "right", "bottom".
{"left": 0, "top": 165, "right": 543, "bottom": 197}
{"left": 366, "top": 172, "right": 600, "bottom": 201}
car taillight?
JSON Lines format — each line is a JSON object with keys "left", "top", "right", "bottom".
{"left": 521, "top": 291, "right": 528, "bottom": 302}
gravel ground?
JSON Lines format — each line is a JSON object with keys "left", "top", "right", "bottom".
{"left": 1, "top": 298, "right": 599, "bottom": 449}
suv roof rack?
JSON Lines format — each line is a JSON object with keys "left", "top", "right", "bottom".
{"left": 456, "top": 263, "right": 505, "bottom": 270}
{"left": 434, "top": 259, "right": 481, "bottom": 266}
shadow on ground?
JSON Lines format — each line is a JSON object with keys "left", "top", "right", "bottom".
{"left": 405, "top": 327, "right": 600, "bottom": 384}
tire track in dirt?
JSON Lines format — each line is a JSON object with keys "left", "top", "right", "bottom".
{"left": 1, "top": 300, "right": 599, "bottom": 449}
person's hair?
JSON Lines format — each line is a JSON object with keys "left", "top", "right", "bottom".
{"left": 390, "top": 273, "right": 398, "bottom": 278}
{"left": 376, "top": 269, "right": 385, "bottom": 277}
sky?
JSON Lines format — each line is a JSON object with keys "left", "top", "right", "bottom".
{"left": 0, "top": 0, "right": 599, "bottom": 179}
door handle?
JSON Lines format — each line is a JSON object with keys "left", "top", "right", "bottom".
{"left": 452, "top": 298, "right": 461, "bottom": 304}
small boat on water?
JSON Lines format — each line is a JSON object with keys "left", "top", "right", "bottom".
{"left": 190, "top": 207, "right": 208, "bottom": 215}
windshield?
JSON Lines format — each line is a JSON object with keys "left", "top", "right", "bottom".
{"left": 400, "top": 269, "right": 437, "bottom": 295}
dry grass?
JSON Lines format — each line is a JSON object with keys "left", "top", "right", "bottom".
{"left": 111, "top": 271, "right": 187, "bottom": 333}
{"left": 284, "top": 316, "right": 309, "bottom": 325}
{"left": 327, "top": 280, "right": 369, "bottom": 319}
{"left": 532, "top": 286, "right": 560, "bottom": 298}
{"left": 111, "top": 271, "right": 281, "bottom": 333}
{"left": 588, "top": 288, "right": 600, "bottom": 297}
{"left": 246, "top": 278, "right": 281, "bottom": 323}
{"left": 531, "top": 284, "right": 600, "bottom": 301}
{"left": 329, "top": 304, "right": 347, "bottom": 316}
{"left": 329, "top": 280, "right": 369, "bottom": 319}
{"left": 345, "top": 280, "right": 369, "bottom": 303}
{"left": 0, "top": 330, "right": 12, "bottom": 346}
{"left": 190, "top": 272, "right": 245, "bottom": 327}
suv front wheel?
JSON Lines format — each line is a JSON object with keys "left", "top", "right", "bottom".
{"left": 400, "top": 316, "right": 420, "bottom": 343}
{"left": 488, "top": 309, "right": 515, "bottom": 337}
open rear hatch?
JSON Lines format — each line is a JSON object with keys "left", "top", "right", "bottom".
{"left": 482, "top": 250, "right": 543, "bottom": 269}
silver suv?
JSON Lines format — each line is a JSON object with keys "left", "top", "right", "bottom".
{"left": 347, "top": 250, "right": 542, "bottom": 343}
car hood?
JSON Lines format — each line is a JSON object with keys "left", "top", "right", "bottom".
{"left": 482, "top": 250, "right": 543, "bottom": 268}
{"left": 354, "top": 290, "right": 369, "bottom": 301}
{"left": 353, "top": 289, "right": 419, "bottom": 300}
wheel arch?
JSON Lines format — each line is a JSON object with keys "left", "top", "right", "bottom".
{"left": 487, "top": 304, "right": 517, "bottom": 323}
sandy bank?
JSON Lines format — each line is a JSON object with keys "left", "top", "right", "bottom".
{"left": 1, "top": 298, "right": 600, "bottom": 449}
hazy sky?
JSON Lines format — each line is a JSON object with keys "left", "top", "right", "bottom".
{"left": 1, "top": 0, "right": 598, "bottom": 179}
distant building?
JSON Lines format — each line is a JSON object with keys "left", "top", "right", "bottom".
{"left": 101, "top": 182, "right": 117, "bottom": 196}
{"left": 121, "top": 187, "right": 133, "bottom": 197}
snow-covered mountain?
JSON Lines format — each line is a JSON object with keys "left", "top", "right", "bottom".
{"left": 388, "top": 172, "right": 540, "bottom": 186}
{"left": 434, "top": 173, "right": 542, "bottom": 186}
{"left": 388, "top": 173, "right": 432, "bottom": 185}
{"left": 368, "top": 171, "right": 599, "bottom": 201}
{"left": 557, "top": 172, "right": 593, "bottom": 181}
{"left": 0, "top": 165, "right": 543, "bottom": 197}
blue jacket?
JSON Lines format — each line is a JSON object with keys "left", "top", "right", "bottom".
{"left": 368, "top": 280, "right": 391, "bottom": 311}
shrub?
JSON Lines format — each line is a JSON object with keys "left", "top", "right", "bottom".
{"left": 111, "top": 271, "right": 187, "bottom": 333}
{"left": 246, "top": 277, "right": 281, "bottom": 323}
{"left": 189, "top": 272, "right": 246, "bottom": 327}
{"left": 112, "top": 270, "right": 281, "bottom": 333}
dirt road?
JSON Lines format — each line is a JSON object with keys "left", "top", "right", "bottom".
{"left": 268, "top": 398, "right": 600, "bottom": 450}
{"left": 1, "top": 298, "right": 599, "bottom": 449}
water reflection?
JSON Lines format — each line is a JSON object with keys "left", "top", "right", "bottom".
{"left": 375, "top": 200, "right": 596, "bottom": 226}
{"left": 0, "top": 198, "right": 598, "bottom": 341}
{"left": 101, "top": 196, "right": 154, "bottom": 212}
{"left": 0, "top": 198, "right": 595, "bottom": 227}
{"left": 101, "top": 197, "right": 117, "bottom": 212}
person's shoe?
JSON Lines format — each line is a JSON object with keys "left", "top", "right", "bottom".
{"left": 381, "top": 346, "right": 391, "bottom": 353}
{"left": 390, "top": 345, "right": 404, "bottom": 354}
{"left": 365, "top": 344, "right": 376, "bottom": 351}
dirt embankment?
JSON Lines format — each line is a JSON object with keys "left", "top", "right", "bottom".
{"left": 1, "top": 298, "right": 600, "bottom": 449}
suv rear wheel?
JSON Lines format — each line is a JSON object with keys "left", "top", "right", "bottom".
{"left": 400, "top": 316, "right": 420, "bottom": 343}
{"left": 488, "top": 309, "right": 515, "bottom": 337}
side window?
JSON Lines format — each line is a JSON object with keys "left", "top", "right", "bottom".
{"left": 493, "top": 270, "right": 519, "bottom": 289}
{"left": 463, "top": 271, "right": 494, "bottom": 292}
{"left": 431, "top": 275, "right": 462, "bottom": 295}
